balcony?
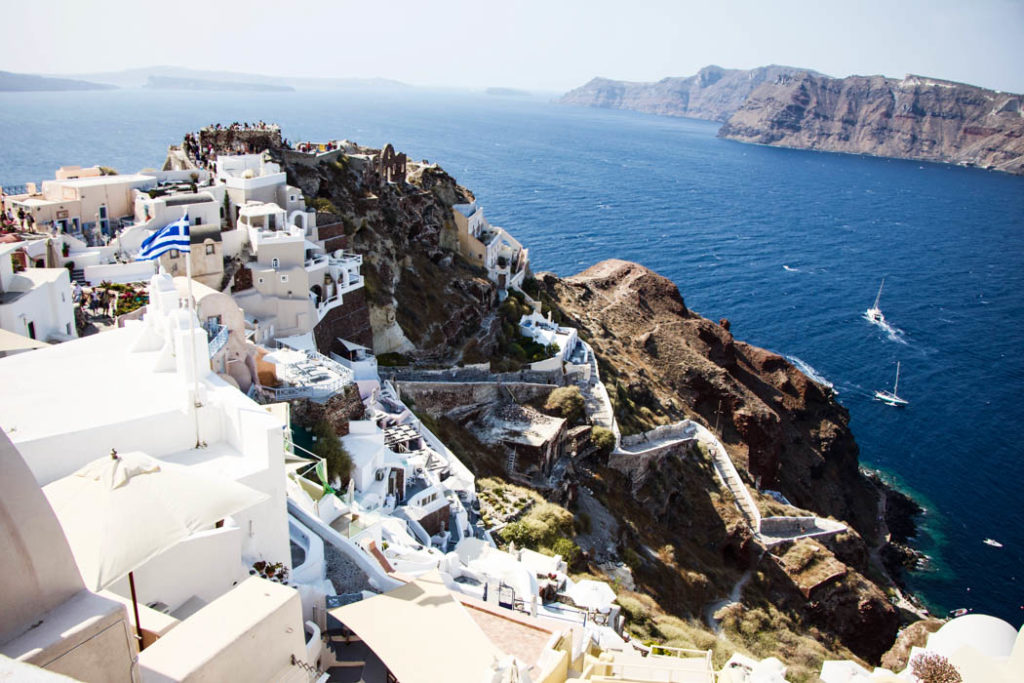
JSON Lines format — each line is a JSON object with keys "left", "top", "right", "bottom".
{"left": 205, "top": 323, "right": 229, "bottom": 357}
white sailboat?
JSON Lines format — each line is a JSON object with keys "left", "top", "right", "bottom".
{"left": 875, "top": 361, "right": 908, "bottom": 407}
{"left": 865, "top": 278, "right": 886, "bottom": 324}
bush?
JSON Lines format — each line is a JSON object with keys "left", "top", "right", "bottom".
{"left": 312, "top": 419, "right": 353, "bottom": 486}
{"left": 544, "top": 386, "right": 585, "bottom": 423}
{"left": 310, "top": 198, "right": 340, "bottom": 215}
{"left": 911, "top": 654, "right": 962, "bottom": 683}
{"left": 591, "top": 426, "right": 616, "bottom": 456}
{"left": 550, "top": 537, "right": 581, "bottom": 567}
{"left": 498, "top": 501, "right": 575, "bottom": 554}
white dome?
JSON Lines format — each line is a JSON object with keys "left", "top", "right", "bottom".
{"left": 928, "top": 614, "right": 1019, "bottom": 659}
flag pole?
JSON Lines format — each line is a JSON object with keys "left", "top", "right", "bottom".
{"left": 183, "top": 212, "right": 203, "bottom": 449}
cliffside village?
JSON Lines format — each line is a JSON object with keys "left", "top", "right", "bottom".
{"left": 1, "top": 127, "right": 1019, "bottom": 683}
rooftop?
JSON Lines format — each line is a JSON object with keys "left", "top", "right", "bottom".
{"left": 486, "top": 404, "right": 566, "bottom": 447}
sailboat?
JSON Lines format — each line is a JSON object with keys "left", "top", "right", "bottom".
{"left": 865, "top": 278, "right": 886, "bottom": 324}
{"left": 875, "top": 361, "right": 908, "bottom": 407}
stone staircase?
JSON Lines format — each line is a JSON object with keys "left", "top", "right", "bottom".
{"left": 71, "top": 268, "right": 88, "bottom": 285}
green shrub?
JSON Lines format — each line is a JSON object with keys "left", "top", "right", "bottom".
{"left": 550, "top": 537, "right": 581, "bottom": 567}
{"left": 377, "top": 352, "right": 410, "bottom": 366}
{"left": 310, "top": 198, "right": 340, "bottom": 215}
{"left": 591, "top": 426, "right": 616, "bottom": 456}
{"left": 544, "top": 386, "right": 585, "bottom": 423}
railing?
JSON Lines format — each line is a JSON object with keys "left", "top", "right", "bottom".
{"left": 207, "top": 324, "right": 229, "bottom": 357}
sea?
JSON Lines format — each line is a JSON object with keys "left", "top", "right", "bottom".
{"left": 2, "top": 87, "right": 1022, "bottom": 625}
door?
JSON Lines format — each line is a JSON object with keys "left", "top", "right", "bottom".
{"left": 26, "top": 321, "right": 36, "bottom": 339}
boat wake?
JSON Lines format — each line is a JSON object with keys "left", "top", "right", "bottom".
{"left": 786, "top": 356, "right": 837, "bottom": 394}
{"left": 866, "top": 317, "right": 908, "bottom": 345}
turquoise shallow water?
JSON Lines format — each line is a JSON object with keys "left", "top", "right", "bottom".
{"left": 2, "top": 88, "right": 1022, "bottom": 624}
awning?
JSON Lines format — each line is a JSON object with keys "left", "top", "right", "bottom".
{"left": 328, "top": 571, "right": 502, "bottom": 683}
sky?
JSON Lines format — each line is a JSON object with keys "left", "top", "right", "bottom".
{"left": 4, "top": 0, "right": 1024, "bottom": 93}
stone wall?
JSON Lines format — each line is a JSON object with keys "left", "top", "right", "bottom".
{"left": 198, "top": 128, "right": 283, "bottom": 156}
{"left": 393, "top": 381, "right": 557, "bottom": 418}
{"left": 313, "top": 289, "right": 373, "bottom": 354}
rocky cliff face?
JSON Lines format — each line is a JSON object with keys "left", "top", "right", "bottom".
{"left": 539, "top": 260, "right": 882, "bottom": 537}
{"left": 535, "top": 261, "right": 906, "bottom": 662}
{"left": 271, "top": 144, "right": 497, "bottom": 359}
{"left": 559, "top": 65, "right": 819, "bottom": 122}
{"left": 719, "top": 73, "right": 1024, "bottom": 174}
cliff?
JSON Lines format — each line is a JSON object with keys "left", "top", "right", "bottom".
{"left": 533, "top": 261, "right": 909, "bottom": 664}
{"left": 559, "top": 65, "right": 819, "bottom": 122}
{"left": 270, "top": 142, "right": 498, "bottom": 361}
{"left": 718, "top": 72, "right": 1024, "bottom": 174}
{"left": 256, "top": 134, "right": 918, "bottom": 671}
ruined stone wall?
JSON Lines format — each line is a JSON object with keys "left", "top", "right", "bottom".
{"left": 199, "top": 128, "right": 282, "bottom": 155}
{"left": 393, "top": 381, "right": 557, "bottom": 418}
{"left": 313, "top": 289, "right": 373, "bottom": 354}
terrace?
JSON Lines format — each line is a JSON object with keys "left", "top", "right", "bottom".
{"left": 257, "top": 347, "right": 353, "bottom": 401}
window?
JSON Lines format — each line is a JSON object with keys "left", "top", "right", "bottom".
{"left": 169, "top": 249, "right": 179, "bottom": 259}
{"left": 271, "top": 257, "right": 279, "bottom": 269}
{"left": 280, "top": 274, "right": 289, "bottom": 283}
{"left": 205, "top": 244, "right": 215, "bottom": 255}
{"left": 257, "top": 277, "right": 264, "bottom": 284}
{"left": 194, "top": 216, "right": 203, "bottom": 226}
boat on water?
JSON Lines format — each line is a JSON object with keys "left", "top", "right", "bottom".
{"left": 949, "top": 607, "right": 972, "bottom": 618}
{"left": 983, "top": 538, "right": 1004, "bottom": 548}
{"left": 875, "top": 361, "right": 909, "bottom": 407}
{"left": 865, "top": 278, "right": 886, "bottom": 324}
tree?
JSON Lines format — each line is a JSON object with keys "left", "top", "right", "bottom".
{"left": 544, "top": 386, "right": 585, "bottom": 423}
{"left": 910, "top": 654, "right": 961, "bottom": 683}
{"left": 312, "top": 419, "right": 353, "bottom": 487}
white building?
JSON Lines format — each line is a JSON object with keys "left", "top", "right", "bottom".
{"left": 232, "top": 201, "right": 364, "bottom": 344}
{"left": 0, "top": 242, "right": 76, "bottom": 343}
{"left": 215, "top": 154, "right": 306, "bottom": 225}
{"left": 452, "top": 201, "right": 529, "bottom": 292}
{"left": 0, "top": 273, "right": 294, "bottom": 633}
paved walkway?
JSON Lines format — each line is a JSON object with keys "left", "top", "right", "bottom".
{"left": 575, "top": 341, "right": 620, "bottom": 443}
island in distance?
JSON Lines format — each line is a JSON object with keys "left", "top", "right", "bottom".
{"left": 0, "top": 70, "right": 115, "bottom": 92}
{"left": 561, "top": 65, "right": 1024, "bottom": 175}
{"left": 143, "top": 76, "right": 295, "bottom": 92}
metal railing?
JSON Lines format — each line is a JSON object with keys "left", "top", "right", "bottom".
{"left": 207, "top": 324, "right": 229, "bottom": 356}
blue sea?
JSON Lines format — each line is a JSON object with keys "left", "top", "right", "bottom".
{"left": 2, "top": 88, "right": 1022, "bottom": 625}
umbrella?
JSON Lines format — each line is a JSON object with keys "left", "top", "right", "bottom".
{"left": 43, "top": 449, "right": 268, "bottom": 645}
{"left": 565, "top": 578, "right": 616, "bottom": 611}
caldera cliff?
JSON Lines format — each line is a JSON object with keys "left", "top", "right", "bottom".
{"left": 719, "top": 72, "right": 1024, "bottom": 175}
{"left": 252, "top": 133, "right": 926, "bottom": 676}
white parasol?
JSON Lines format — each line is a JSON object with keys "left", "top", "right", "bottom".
{"left": 43, "top": 449, "right": 268, "bottom": 644}
{"left": 565, "top": 578, "right": 617, "bottom": 611}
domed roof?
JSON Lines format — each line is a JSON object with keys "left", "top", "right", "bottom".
{"left": 928, "top": 614, "right": 1020, "bottom": 659}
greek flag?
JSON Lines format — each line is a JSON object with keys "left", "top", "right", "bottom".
{"left": 138, "top": 215, "right": 190, "bottom": 260}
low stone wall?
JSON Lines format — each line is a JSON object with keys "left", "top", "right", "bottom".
{"left": 620, "top": 421, "right": 698, "bottom": 451}
{"left": 393, "top": 380, "right": 557, "bottom": 418}
{"left": 608, "top": 438, "right": 696, "bottom": 487}
{"left": 381, "top": 366, "right": 564, "bottom": 386}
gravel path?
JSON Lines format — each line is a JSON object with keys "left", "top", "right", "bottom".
{"left": 323, "top": 543, "right": 374, "bottom": 594}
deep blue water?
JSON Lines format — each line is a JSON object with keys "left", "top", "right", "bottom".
{"left": 2, "top": 89, "right": 1023, "bottom": 625}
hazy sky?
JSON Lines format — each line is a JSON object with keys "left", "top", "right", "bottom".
{"left": 5, "top": 0, "right": 1024, "bottom": 93}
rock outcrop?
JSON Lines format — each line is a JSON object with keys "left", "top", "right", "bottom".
{"left": 559, "top": 65, "right": 819, "bottom": 122}
{"left": 270, "top": 142, "right": 497, "bottom": 359}
{"left": 534, "top": 260, "right": 907, "bottom": 661}
{"left": 718, "top": 72, "right": 1024, "bottom": 175}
